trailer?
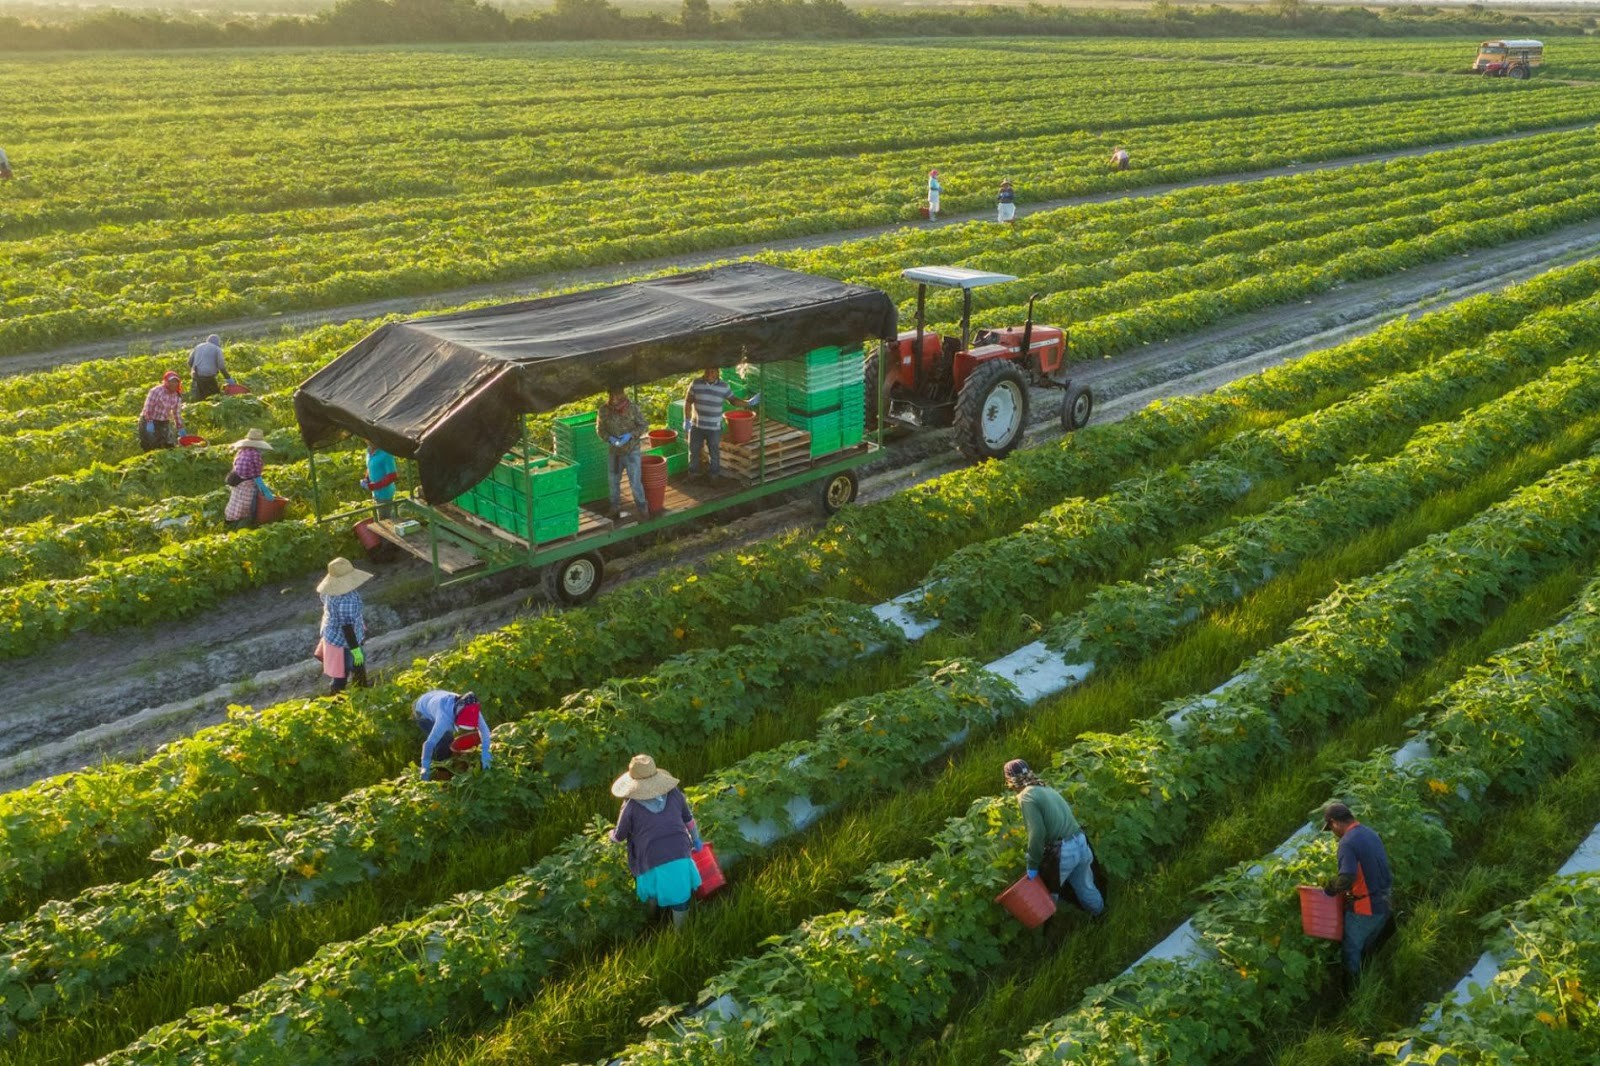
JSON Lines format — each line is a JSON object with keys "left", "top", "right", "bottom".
{"left": 294, "top": 263, "right": 898, "bottom": 603}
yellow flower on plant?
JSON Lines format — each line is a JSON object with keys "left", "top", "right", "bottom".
{"left": 1536, "top": 1011, "right": 1558, "bottom": 1027}
{"left": 1427, "top": 778, "right": 1451, "bottom": 795}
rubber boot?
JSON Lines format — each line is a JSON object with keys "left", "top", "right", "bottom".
{"left": 670, "top": 906, "right": 688, "bottom": 929}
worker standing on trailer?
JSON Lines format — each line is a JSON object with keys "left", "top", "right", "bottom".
{"left": 997, "top": 178, "right": 1016, "bottom": 224}
{"left": 137, "top": 371, "right": 185, "bottom": 451}
{"left": 1109, "top": 146, "right": 1130, "bottom": 172}
{"left": 223, "top": 428, "right": 277, "bottom": 529}
{"left": 927, "top": 168, "right": 942, "bottom": 220}
{"left": 684, "top": 367, "right": 754, "bottom": 481}
{"left": 413, "top": 689, "right": 491, "bottom": 781}
{"left": 361, "top": 442, "right": 398, "bottom": 518}
{"left": 1321, "top": 801, "right": 1393, "bottom": 976}
{"left": 314, "top": 556, "right": 372, "bottom": 695}
{"left": 610, "top": 754, "right": 704, "bottom": 928}
{"left": 1004, "top": 758, "right": 1105, "bottom": 917}
{"left": 188, "top": 334, "right": 232, "bottom": 400}
{"left": 597, "top": 386, "right": 648, "bottom": 521}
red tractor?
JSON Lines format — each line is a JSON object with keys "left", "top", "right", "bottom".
{"left": 873, "top": 266, "right": 1091, "bottom": 460}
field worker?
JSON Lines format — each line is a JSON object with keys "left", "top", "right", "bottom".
{"left": 314, "top": 556, "right": 372, "bottom": 694}
{"left": 361, "top": 442, "right": 398, "bottom": 518}
{"left": 223, "top": 428, "right": 277, "bottom": 529}
{"left": 0, "top": 146, "right": 11, "bottom": 181}
{"left": 1320, "top": 801, "right": 1393, "bottom": 976}
{"left": 597, "top": 386, "right": 648, "bottom": 521}
{"left": 188, "top": 334, "right": 232, "bottom": 400}
{"left": 684, "top": 367, "right": 754, "bottom": 480}
{"left": 413, "top": 689, "right": 491, "bottom": 781}
{"left": 927, "top": 168, "right": 942, "bottom": 220}
{"left": 997, "top": 178, "right": 1016, "bottom": 224}
{"left": 1004, "top": 758, "right": 1105, "bottom": 917}
{"left": 138, "top": 371, "right": 185, "bottom": 451}
{"left": 610, "top": 754, "right": 703, "bottom": 927}
{"left": 1109, "top": 146, "right": 1130, "bottom": 172}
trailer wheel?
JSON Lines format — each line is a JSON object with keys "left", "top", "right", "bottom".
{"left": 544, "top": 551, "right": 605, "bottom": 606}
{"left": 1061, "top": 384, "right": 1093, "bottom": 432}
{"left": 953, "top": 360, "right": 1030, "bottom": 461}
{"left": 817, "top": 470, "right": 859, "bottom": 516}
{"left": 1509, "top": 64, "right": 1529, "bottom": 80}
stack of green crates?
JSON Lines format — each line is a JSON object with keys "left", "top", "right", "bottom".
{"left": 552, "top": 412, "right": 612, "bottom": 505}
{"left": 452, "top": 450, "right": 580, "bottom": 543}
{"left": 762, "top": 345, "right": 867, "bottom": 457}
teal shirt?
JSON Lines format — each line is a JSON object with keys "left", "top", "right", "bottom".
{"left": 1018, "top": 785, "right": 1082, "bottom": 871}
{"left": 365, "top": 449, "right": 397, "bottom": 502}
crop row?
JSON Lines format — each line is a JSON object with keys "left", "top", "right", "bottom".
{"left": 599, "top": 377, "right": 1600, "bottom": 1064}
{"left": 1377, "top": 859, "right": 1600, "bottom": 1064}
{"left": 3, "top": 251, "right": 1590, "bottom": 917}
{"left": 0, "top": 601, "right": 899, "bottom": 1028}
{"left": 918, "top": 279, "right": 1600, "bottom": 624}
{"left": 8, "top": 67, "right": 1596, "bottom": 354}
{"left": 1006, "top": 557, "right": 1600, "bottom": 1064}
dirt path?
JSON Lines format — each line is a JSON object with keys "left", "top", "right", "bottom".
{"left": 3, "top": 120, "right": 1593, "bottom": 377}
{"left": 6, "top": 212, "right": 1598, "bottom": 791}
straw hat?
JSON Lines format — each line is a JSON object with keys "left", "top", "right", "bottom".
{"left": 317, "top": 556, "right": 372, "bottom": 596}
{"left": 229, "top": 428, "right": 273, "bottom": 451}
{"left": 611, "top": 754, "right": 679, "bottom": 800}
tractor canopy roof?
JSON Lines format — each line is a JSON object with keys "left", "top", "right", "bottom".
{"left": 294, "top": 262, "right": 897, "bottom": 502}
{"left": 903, "top": 266, "right": 1018, "bottom": 290}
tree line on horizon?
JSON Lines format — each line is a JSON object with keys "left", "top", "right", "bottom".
{"left": 0, "top": 0, "right": 1582, "bottom": 51}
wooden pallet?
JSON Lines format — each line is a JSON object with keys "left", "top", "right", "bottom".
{"left": 440, "top": 502, "right": 615, "bottom": 547}
{"left": 719, "top": 420, "right": 813, "bottom": 479}
{"left": 368, "top": 519, "right": 481, "bottom": 574}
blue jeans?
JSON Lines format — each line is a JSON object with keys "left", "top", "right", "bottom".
{"left": 1342, "top": 909, "right": 1389, "bottom": 974}
{"left": 609, "top": 448, "right": 645, "bottom": 513}
{"left": 1057, "top": 832, "right": 1104, "bottom": 915}
{"left": 688, "top": 425, "right": 722, "bottom": 476}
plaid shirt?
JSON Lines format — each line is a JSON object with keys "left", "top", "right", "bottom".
{"left": 319, "top": 591, "right": 366, "bottom": 647}
{"left": 140, "top": 384, "right": 183, "bottom": 423}
{"left": 232, "top": 448, "right": 264, "bottom": 479}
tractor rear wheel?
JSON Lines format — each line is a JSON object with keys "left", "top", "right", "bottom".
{"left": 1510, "top": 64, "right": 1529, "bottom": 79}
{"left": 544, "top": 551, "right": 605, "bottom": 606}
{"left": 953, "top": 360, "right": 1030, "bottom": 460}
{"left": 1061, "top": 384, "right": 1093, "bottom": 432}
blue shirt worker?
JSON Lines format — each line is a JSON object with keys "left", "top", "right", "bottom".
{"left": 362, "top": 443, "right": 399, "bottom": 518}
{"left": 413, "top": 689, "right": 491, "bottom": 780}
{"left": 188, "top": 334, "right": 230, "bottom": 399}
{"left": 684, "top": 367, "right": 753, "bottom": 480}
{"left": 1322, "top": 801, "right": 1393, "bottom": 975}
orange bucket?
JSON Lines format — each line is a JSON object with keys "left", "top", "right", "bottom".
{"left": 221, "top": 382, "right": 250, "bottom": 396}
{"left": 354, "top": 519, "right": 383, "bottom": 551}
{"left": 255, "top": 496, "right": 289, "bottom": 524}
{"left": 177, "top": 434, "right": 207, "bottom": 447}
{"left": 725, "top": 409, "right": 755, "bottom": 444}
{"left": 995, "top": 875, "right": 1057, "bottom": 928}
{"left": 1298, "top": 885, "right": 1345, "bottom": 940}
{"left": 692, "top": 842, "right": 726, "bottom": 900}
{"left": 648, "top": 428, "right": 678, "bottom": 451}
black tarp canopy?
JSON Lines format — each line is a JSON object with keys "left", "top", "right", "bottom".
{"left": 295, "top": 263, "right": 898, "bottom": 503}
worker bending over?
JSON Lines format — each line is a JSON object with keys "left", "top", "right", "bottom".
{"left": 1109, "top": 146, "right": 1130, "bottom": 172}
{"left": 188, "top": 334, "right": 232, "bottom": 400}
{"left": 138, "top": 371, "right": 185, "bottom": 451}
{"left": 413, "top": 689, "right": 491, "bottom": 781}
{"left": 1321, "top": 801, "right": 1393, "bottom": 977}
{"left": 1005, "top": 758, "right": 1105, "bottom": 917}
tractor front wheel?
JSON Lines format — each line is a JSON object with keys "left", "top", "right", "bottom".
{"left": 954, "top": 360, "right": 1030, "bottom": 461}
{"left": 544, "top": 551, "right": 605, "bottom": 606}
{"left": 1061, "top": 384, "right": 1093, "bottom": 432}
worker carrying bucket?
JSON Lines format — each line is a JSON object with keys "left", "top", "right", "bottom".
{"left": 413, "top": 690, "right": 491, "bottom": 781}
{"left": 997, "top": 758, "right": 1105, "bottom": 926}
{"left": 1316, "top": 801, "right": 1393, "bottom": 977}
{"left": 610, "top": 754, "right": 717, "bottom": 928}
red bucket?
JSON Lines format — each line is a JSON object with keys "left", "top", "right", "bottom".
{"left": 1298, "top": 885, "right": 1345, "bottom": 941}
{"left": 450, "top": 732, "right": 481, "bottom": 753}
{"left": 640, "top": 453, "right": 668, "bottom": 515}
{"left": 725, "top": 409, "right": 755, "bottom": 444}
{"left": 255, "top": 496, "right": 289, "bottom": 525}
{"left": 995, "top": 875, "right": 1057, "bottom": 928}
{"left": 177, "top": 434, "right": 207, "bottom": 447}
{"left": 354, "top": 519, "right": 383, "bottom": 551}
{"left": 692, "top": 842, "right": 726, "bottom": 900}
{"left": 221, "top": 382, "right": 251, "bottom": 396}
{"left": 648, "top": 428, "right": 678, "bottom": 451}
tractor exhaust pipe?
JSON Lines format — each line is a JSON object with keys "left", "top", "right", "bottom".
{"left": 1019, "top": 292, "right": 1039, "bottom": 365}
